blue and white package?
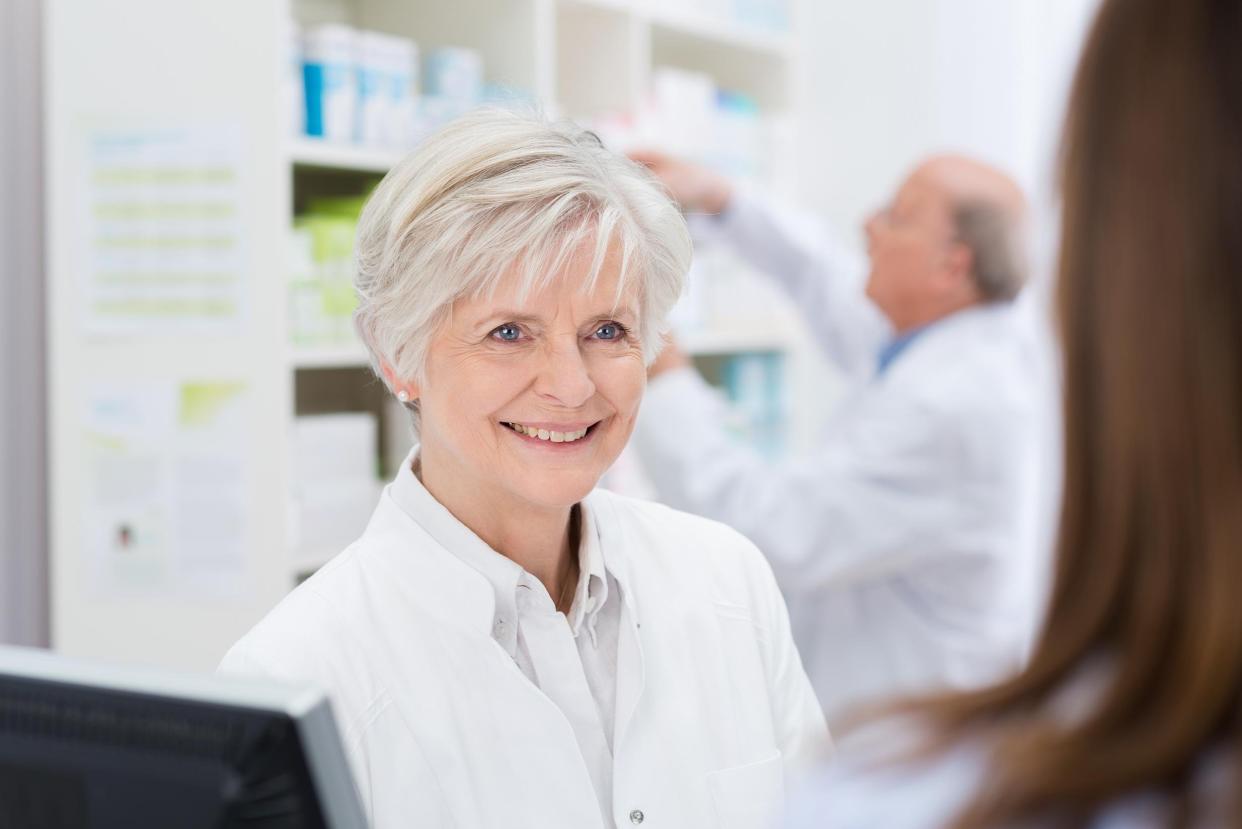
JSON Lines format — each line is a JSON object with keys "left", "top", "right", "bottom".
{"left": 303, "top": 24, "right": 357, "bottom": 142}
{"left": 356, "top": 31, "right": 389, "bottom": 146}
{"left": 424, "top": 47, "right": 483, "bottom": 105}
{"left": 357, "top": 32, "right": 418, "bottom": 148}
{"left": 724, "top": 351, "right": 787, "bottom": 458}
{"left": 287, "top": 20, "right": 304, "bottom": 138}
{"left": 384, "top": 36, "right": 418, "bottom": 147}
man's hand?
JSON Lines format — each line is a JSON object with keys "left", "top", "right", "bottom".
{"left": 628, "top": 150, "right": 734, "bottom": 215}
{"left": 649, "top": 335, "right": 693, "bottom": 380}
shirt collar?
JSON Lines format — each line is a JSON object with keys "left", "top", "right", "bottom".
{"left": 567, "top": 505, "right": 609, "bottom": 641}
{"left": 387, "top": 445, "right": 613, "bottom": 652}
{"left": 876, "top": 322, "right": 931, "bottom": 375}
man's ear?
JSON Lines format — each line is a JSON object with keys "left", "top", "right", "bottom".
{"left": 380, "top": 361, "right": 420, "bottom": 401}
{"left": 942, "top": 241, "right": 976, "bottom": 295}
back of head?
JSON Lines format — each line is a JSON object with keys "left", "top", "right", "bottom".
{"left": 912, "top": 1, "right": 1242, "bottom": 826}
{"left": 863, "top": 154, "right": 1027, "bottom": 331}
{"left": 925, "top": 155, "right": 1029, "bottom": 303}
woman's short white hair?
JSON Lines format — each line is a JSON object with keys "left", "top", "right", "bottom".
{"left": 353, "top": 107, "right": 692, "bottom": 401}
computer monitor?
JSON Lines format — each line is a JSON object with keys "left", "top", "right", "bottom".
{"left": 0, "top": 645, "right": 368, "bottom": 829}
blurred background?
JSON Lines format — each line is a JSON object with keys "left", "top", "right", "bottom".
{"left": 1, "top": 0, "right": 1098, "bottom": 671}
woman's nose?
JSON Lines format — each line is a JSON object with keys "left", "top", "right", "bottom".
{"left": 534, "top": 341, "right": 596, "bottom": 408}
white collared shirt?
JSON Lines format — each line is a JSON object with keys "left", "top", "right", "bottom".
{"left": 388, "top": 461, "right": 622, "bottom": 818}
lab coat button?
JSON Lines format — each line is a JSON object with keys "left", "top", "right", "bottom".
{"left": 629, "top": 809, "right": 644, "bottom": 824}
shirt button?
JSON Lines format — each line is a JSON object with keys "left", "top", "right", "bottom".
{"left": 629, "top": 809, "right": 644, "bottom": 824}
{"left": 493, "top": 618, "right": 507, "bottom": 635}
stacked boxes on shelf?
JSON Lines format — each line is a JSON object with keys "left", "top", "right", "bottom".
{"left": 722, "top": 352, "right": 787, "bottom": 459}
{"left": 648, "top": 67, "right": 767, "bottom": 183}
{"left": 289, "top": 413, "right": 382, "bottom": 569}
{"left": 288, "top": 195, "right": 370, "bottom": 348}
{"left": 298, "top": 23, "right": 422, "bottom": 148}
{"left": 592, "top": 66, "right": 783, "bottom": 192}
{"left": 292, "top": 21, "right": 528, "bottom": 151}
{"left": 671, "top": 240, "right": 798, "bottom": 334}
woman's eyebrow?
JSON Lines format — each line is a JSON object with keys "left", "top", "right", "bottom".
{"left": 475, "top": 308, "right": 638, "bottom": 327}
{"left": 594, "top": 307, "right": 639, "bottom": 322}
{"left": 475, "top": 311, "right": 543, "bottom": 328}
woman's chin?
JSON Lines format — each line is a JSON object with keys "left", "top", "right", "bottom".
{"left": 515, "top": 471, "right": 604, "bottom": 511}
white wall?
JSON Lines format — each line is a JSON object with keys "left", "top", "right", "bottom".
{"left": 0, "top": 0, "right": 49, "bottom": 647}
{"left": 796, "top": 0, "right": 1099, "bottom": 241}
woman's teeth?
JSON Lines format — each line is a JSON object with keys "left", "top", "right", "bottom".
{"left": 505, "top": 423, "right": 590, "bottom": 443}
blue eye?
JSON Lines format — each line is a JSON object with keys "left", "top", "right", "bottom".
{"left": 595, "top": 322, "right": 626, "bottom": 340}
{"left": 492, "top": 324, "right": 522, "bottom": 342}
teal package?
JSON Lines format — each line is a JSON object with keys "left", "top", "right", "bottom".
{"left": 303, "top": 62, "right": 349, "bottom": 137}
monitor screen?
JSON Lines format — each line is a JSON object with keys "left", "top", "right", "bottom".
{"left": 0, "top": 645, "right": 368, "bottom": 829}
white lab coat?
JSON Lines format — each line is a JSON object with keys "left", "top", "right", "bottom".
{"left": 633, "top": 193, "right": 1049, "bottom": 728}
{"left": 219, "top": 449, "right": 828, "bottom": 829}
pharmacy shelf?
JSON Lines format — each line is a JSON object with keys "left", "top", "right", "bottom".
{"left": 559, "top": 0, "right": 633, "bottom": 13}
{"left": 48, "top": 0, "right": 808, "bottom": 671}
{"left": 560, "top": 0, "right": 795, "bottom": 58}
{"left": 646, "top": 7, "right": 794, "bottom": 59}
{"left": 681, "top": 325, "right": 797, "bottom": 355}
{"left": 289, "top": 344, "right": 372, "bottom": 370}
{"left": 288, "top": 138, "right": 401, "bottom": 174}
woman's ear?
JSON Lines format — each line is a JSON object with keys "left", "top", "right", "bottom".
{"left": 380, "top": 362, "right": 420, "bottom": 403}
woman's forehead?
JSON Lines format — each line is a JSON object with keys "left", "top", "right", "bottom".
{"left": 468, "top": 252, "right": 638, "bottom": 312}
{"left": 456, "top": 273, "right": 639, "bottom": 322}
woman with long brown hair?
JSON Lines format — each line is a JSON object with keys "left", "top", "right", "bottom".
{"left": 786, "top": 0, "right": 1242, "bottom": 825}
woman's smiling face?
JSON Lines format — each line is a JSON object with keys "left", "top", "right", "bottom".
{"left": 411, "top": 242, "right": 647, "bottom": 514}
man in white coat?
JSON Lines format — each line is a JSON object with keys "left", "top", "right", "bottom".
{"left": 629, "top": 153, "right": 1046, "bottom": 729}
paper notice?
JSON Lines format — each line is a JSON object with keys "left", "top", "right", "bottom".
{"left": 83, "top": 380, "right": 251, "bottom": 599}
{"left": 82, "top": 126, "right": 247, "bottom": 335}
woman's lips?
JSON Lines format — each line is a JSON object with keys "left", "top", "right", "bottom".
{"left": 500, "top": 420, "right": 600, "bottom": 445}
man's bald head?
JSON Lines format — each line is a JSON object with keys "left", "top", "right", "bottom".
{"left": 864, "top": 155, "right": 1029, "bottom": 332}
{"left": 915, "top": 155, "right": 1029, "bottom": 302}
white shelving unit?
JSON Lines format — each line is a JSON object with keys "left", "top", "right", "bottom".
{"left": 46, "top": 0, "right": 810, "bottom": 671}
{"left": 289, "top": 344, "right": 373, "bottom": 370}
{"left": 289, "top": 138, "right": 401, "bottom": 173}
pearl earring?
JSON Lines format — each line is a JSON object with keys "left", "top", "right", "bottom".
{"left": 397, "top": 390, "right": 410, "bottom": 403}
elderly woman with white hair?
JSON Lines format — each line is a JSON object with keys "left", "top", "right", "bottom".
{"left": 220, "top": 109, "right": 827, "bottom": 828}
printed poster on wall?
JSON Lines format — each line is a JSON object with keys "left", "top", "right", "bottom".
{"left": 81, "top": 125, "right": 247, "bottom": 335}
{"left": 83, "top": 380, "right": 251, "bottom": 599}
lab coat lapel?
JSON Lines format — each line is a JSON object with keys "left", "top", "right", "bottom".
{"left": 587, "top": 491, "right": 646, "bottom": 753}
{"left": 614, "top": 596, "right": 646, "bottom": 755}
{"left": 370, "top": 489, "right": 608, "bottom": 826}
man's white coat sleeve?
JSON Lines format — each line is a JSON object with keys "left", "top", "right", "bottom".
{"left": 633, "top": 369, "right": 990, "bottom": 592}
{"left": 689, "top": 192, "right": 891, "bottom": 380}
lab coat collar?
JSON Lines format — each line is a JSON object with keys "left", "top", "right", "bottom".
{"left": 926, "top": 300, "right": 1018, "bottom": 340}
{"left": 582, "top": 487, "right": 639, "bottom": 626}
{"left": 876, "top": 322, "right": 931, "bottom": 375}
{"left": 881, "top": 301, "right": 1021, "bottom": 376}
{"left": 381, "top": 446, "right": 632, "bottom": 646}
{"left": 582, "top": 488, "right": 646, "bottom": 751}
{"left": 566, "top": 504, "right": 610, "bottom": 641}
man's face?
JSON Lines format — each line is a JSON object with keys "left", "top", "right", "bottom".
{"left": 863, "top": 170, "right": 959, "bottom": 332}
